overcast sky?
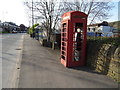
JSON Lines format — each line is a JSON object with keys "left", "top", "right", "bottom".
{"left": 0, "top": 0, "right": 28, "bottom": 26}
{"left": 0, "top": 0, "right": 119, "bottom": 26}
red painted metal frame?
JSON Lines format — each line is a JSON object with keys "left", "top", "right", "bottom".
{"left": 61, "top": 11, "right": 88, "bottom": 67}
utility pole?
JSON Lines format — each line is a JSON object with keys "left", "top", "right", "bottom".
{"left": 118, "top": 1, "right": 120, "bottom": 37}
{"left": 32, "top": 0, "right": 35, "bottom": 38}
{"left": 32, "top": 0, "right": 34, "bottom": 27}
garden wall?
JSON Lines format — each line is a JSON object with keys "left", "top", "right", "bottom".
{"left": 86, "top": 37, "right": 120, "bottom": 82}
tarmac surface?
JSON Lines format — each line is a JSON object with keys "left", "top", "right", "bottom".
{"left": 18, "top": 34, "right": 118, "bottom": 88}
{"left": 2, "top": 33, "right": 24, "bottom": 88}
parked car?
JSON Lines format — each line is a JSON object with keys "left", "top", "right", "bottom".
{"left": 12, "top": 30, "right": 17, "bottom": 33}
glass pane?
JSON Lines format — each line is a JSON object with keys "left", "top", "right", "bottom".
{"left": 73, "top": 23, "right": 83, "bottom": 61}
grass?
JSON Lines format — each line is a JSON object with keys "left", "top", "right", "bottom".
{"left": 0, "top": 31, "right": 9, "bottom": 34}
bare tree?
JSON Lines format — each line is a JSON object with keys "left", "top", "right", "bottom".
{"left": 62, "top": 0, "right": 114, "bottom": 24}
{"left": 24, "top": 0, "right": 63, "bottom": 42}
{"left": 24, "top": 0, "right": 114, "bottom": 43}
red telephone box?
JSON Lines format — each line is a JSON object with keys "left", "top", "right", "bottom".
{"left": 61, "top": 11, "right": 87, "bottom": 67}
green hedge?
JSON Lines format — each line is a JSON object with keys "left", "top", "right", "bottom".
{"left": 87, "top": 37, "right": 120, "bottom": 46}
{"left": 29, "top": 23, "right": 39, "bottom": 34}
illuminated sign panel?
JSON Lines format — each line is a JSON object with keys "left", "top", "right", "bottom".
{"left": 63, "top": 16, "right": 70, "bottom": 20}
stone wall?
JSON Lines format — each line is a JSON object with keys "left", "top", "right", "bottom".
{"left": 107, "top": 47, "right": 120, "bottom": 82}
{"left": 86, "top": 37, "right": 120, "bottom": 82}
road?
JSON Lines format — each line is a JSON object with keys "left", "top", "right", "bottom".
{"left": 1, "top": 33, "right": 25, "bottom": 88}
{"left": 0, "top": 34, "right": 2, "bottom": 89}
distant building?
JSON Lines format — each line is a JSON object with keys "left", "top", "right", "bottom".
{"left": 97, "top": 26, "right": 114, "bottom": 37}
{"left": 87, "top": 21, "right": 119, "bottom": 37}
{"left": 19, "top": 24, "right": 27, "bottom": 33}
{"left": 0, "top": 21, "right": 3, "bottom": 32}
{"left": 2, "top": 22, "right": 19, "bottom": 33}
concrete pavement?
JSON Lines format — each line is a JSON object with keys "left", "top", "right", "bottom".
{"left": 18, "top": 34, "right": 118, "bottom": 88}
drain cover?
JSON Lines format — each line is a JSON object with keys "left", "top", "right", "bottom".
{"left": 15, "top": 48, "right": 21, "bottom": 50}
{"left": 17, "top": 68, "right": 20, "bottom": 69}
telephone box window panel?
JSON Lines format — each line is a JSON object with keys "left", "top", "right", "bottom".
{"left": 61, "top": 11, "right": 87, "bottom": 67}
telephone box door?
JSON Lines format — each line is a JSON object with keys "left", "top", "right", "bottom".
{"left": 61, "top": 21, "right": 69, "bottom": 66}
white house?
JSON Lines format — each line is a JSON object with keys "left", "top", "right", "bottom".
{"left": 97, "top": 26, "right": 114, "bottom": 37}
{"left": 87, "top": 21, "right": 118, "bottom": 37}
